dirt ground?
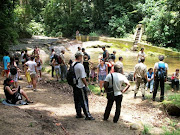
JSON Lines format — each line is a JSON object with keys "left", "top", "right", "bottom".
{"left": 0, "top": 68, "right": 179, "bottom": 135}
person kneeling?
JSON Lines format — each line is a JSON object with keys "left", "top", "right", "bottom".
{"left": 103, "top": 64, "right": 130, "bottom": 123}
{"left": 3, "top": 78, "right": 33, "bottom": 104}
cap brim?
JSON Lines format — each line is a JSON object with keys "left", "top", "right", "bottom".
{"left": 10, "top": 80, "right": 14, "bottom": 83}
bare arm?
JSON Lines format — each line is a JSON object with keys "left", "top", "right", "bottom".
{"left": 82, "top": 78, "right": 88, "bottom": 87}
{"left": 122, "top": 82, "right": 130, "bottom": 93}
{"left": 105, "top": 52, "right": 109, "bottom": 60}
{"left": 5, "top": 86, "right": 17, "bottom": 95}
{"left": 40, "top": 59, "right": 43, "bottom": 64}
{"left": 133, "top": 72, "right": 136, "bottom": 81}
{"left": 106, "top": 65, "right": 108, "bottom": 75}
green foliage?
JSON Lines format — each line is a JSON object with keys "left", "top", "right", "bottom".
{"left": 163, "top": 94, "right": 180, "bottom": 108}
{"left": 142, "top": 124, "right": 151, "bottom": 135}
{"left": 162, "top": 128, "right": 180, "bottom": 135}
{"left": 88, "top": 85, "right": 101, "bottom": 95}
{"left": 27, "top": 20, "right": 44, "bottom": 35}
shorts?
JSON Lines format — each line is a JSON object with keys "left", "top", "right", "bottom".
{"left": 11, "top": 74, "right": 18, "bottom": 82}
{"left": 5, "top": 69, "right": 10, "bottom": 74}
{"left": 37, "top": 66, "right": 42, "bottom": 71}
{"left": 98, "top": 75, "right": 106, "bottom": 81}
{"left": 54, "top": 65, "right": 61, "bottom": 75}
{"left": 85, "top": 70, "right": 90, "bottom": 78}
{"left": 25, "top": 72, "right": 31, "bottom": 83}
{"left": 30, "top": 72, "right": 37, "bottom": 78}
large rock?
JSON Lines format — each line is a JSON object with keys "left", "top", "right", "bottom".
{"left": 82, "top": 41, "right": 113, "bottom": 48}
{"left": 130, "top": 123, "right": 140, "bottom": 130}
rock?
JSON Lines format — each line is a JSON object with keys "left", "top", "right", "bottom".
{"left": 130, "top": 123, "right": 140, "bottom": 130}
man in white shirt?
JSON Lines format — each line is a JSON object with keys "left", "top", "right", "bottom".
{"left": 137, "top": 48, "right": 146, "bottom": 63}
{"left": 134, "top": 58, "right": 147, "bottom": 100}
{"left": 115, "top": 56, "right": 124, "bottom": 74}
{"left": 103, "top": 64, "right": 130, "bottom": 123}
{"left": 153, "top": 55, "right": 168, "bottom": 102}
{"left": 25, "top": 56, "right": 38, "bottom": 91}
{"left": 72, "top": 52, "right": 95, "bottom": 120}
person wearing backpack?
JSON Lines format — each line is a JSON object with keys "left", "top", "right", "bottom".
{"left": 153, "top": 55, "right": 168, "bottom": 102}
{"left": 103, "top": 64, "right": 130, "bottom": 123}
{"left": 71, "top": 52, "right": 95, "bottom": 120}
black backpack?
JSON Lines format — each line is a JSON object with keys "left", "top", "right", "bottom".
{"left": 67, "top": 62, "right": 80, "bottom": 87}
{"left": 10, "top": 66, "right": 17, "bottom": 75}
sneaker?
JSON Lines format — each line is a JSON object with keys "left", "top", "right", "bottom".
{"left": 26, "top": 85, "right": 31, "bottom": 88}
{"left": 33, "top": 89, "right": 37, "bottom": 92}
{"left": 76, "top": 115, "right": 84, "bottom": 119}
{"left": 134, "top": 93, "right": 137, "bottom": 99}
{"left": 150, "top": 91, "right": 152, "bottom": 94}
{"left": 85, "top": 116, "right": 95, "bottom": 120}
{"left": 145, "top": 87, "right": 148, "bottom": 91}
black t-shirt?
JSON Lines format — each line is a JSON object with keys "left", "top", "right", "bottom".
{"left": 83, "top": 60, "right": 89, "bottom": 72}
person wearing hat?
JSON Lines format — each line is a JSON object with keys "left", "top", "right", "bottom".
{"left": 153, "top": 55, "right": 168, "bottom": 102}
{"left": 3, "top": 78, "right": 33, "bottom": 104}
{"left": 72, "top": 51, "right": 95, "bottom": 120}
{"left": 103, "top": 64, "right": 130, "bottom": 123}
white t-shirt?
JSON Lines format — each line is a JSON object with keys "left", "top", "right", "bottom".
{"left": 138, "top": 51, "right": 146, "bottom": 59}
{"left": 105, "top": 73, "right": 129, "bottom": 96}
{"left": 115, "top": 61, "right": 123, "bottom": 68}
{"left": 25, "top": 61, "right": 37, "bottom": 73}
{"left": 73, "top": 62, "right": 86, "bottom": 88}
{"left": 154, "top": 61, "right": 168, "bottom": 70}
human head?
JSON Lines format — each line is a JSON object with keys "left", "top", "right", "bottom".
{"left": 3, "top": 78, "right": 14, "bottom": 86}
{"left": 148, "top": 68, "right": 153, "bottom": 73}
{"left": 25, "top": 50, "right": 28, "bottom": 53}
{"left": 100, "top": 59, "right": 105, "bottom": 65}
{"left": 51, "top": 49, "right": 54, "bottom": 52}
{"left": 140, "top": 58, "right": 145, "bottom": 63}
{"left": 176, "top": 69, "right": 179, "bottom": 73}
{"left": 5, "top": 52, "right": 9, "bottom": 56}
{"left": 21, "top": 50, "right": 24, "bottom": 54}
{"left": 114, "top": 64, "right": 121, "bottom": 73}
{"left": 30, "top": 56, "right": 34, "bottom": 61}
{"left": 75, "top": 51, "right": 83, "bottom": 61}
{"left": 119, "top": 56, "right": 123, "bottom": 61}
{"left": 61, "top": 50, "right": 65, "bottom": 54}
{"left": 68, "top": 59, "right": 73, "bottom": 65}
{"left": 82, "top": 48, "right": 85, "bottom": 52}
{"left": 159, "top": 55, "right": 164, "bottom": 61}
{"left": 113, "top": 51, "right": 116, "bottom": 55}
{"left": 102, "top": 46, "right": 105, "bottom": 51}
{"left": 140, "top": 48, "right": 144, "bottom": 52}
{"left": 78, "top": 47, "right": 81, "bottom": 51}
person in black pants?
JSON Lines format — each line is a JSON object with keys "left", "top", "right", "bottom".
{"left": 73, "top": 52, "right": 95, "bottom": 120}
{"left": 171, "top": 69, "right": 179, "bottom": 92}
{"left": 103, "top": 64, "right": 130, "bottom": 123}
{"left": 152, "top": 55, "right": 168, "bottom": 102}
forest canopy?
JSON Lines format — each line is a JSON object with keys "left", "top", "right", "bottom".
{"left": 0, "top": 0, "right": 180, "bottom": 53}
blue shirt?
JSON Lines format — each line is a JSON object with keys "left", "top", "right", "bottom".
{"left": 147, "top": 72, "right": 154, "bottom": 79}
{"left": 3, "top": 56, "right": 10, "bottom": 70}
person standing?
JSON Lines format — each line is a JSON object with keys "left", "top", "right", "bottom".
{"left": 25, "top": 56, "right": 38, "bottom": 91}
{"left": 97, "top": 59, "right": 108, "bottom": 96}
{"left": 60, "top": 50, "right": 67, "bottom": 81}
{"left": 73, "top": 52, "right": 95, "bottom": 120}
{"left": 21, "top": 51, "right": 25, "bottom": 71}
{"left": 52, "top": 54, "right": 61, "bottom": 81}
{"left": 137, "top": 48, "right": 146, "bottom": 63}
{"left": 115, "top": 56, "right": 124, "bottom": 74}
{"left": 3, "top": 52, "right": 11, "bottom": 78}
{"left": 102, "top": 46, "right": 109, "bottom": 62}
{"left": 103, "top": 64, "right": 130, "bottom": 123}
{"left": 77, "top": 47, "right": 82, "bottom": 53}
{"left": 50, "top": 49, "right": 55, "bottom": 77}
{"left": 35, "top": 55, "right": 43, "bottom": 81}
{"left": 82, "top": 48, "right": 90, "bottom": 60}
{"left": 146, "top": 68, "right": 154, "bottom": 93}
{"left": 171, "top": 69, "right": 179, "bottom": 92}
{"left": 134, "top": 58, "right": 147, "bottom": 100}
{"left": 153, "top": 55, "right": 168, "bottom": 102}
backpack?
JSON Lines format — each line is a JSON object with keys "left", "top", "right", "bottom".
{"left": 109, "top": 54, "right": 115, "bottom": 60}
{"left": 57, "top": 55, "right": 62, "bottom": 64}
{"left": 157, "top": 63, "right": 166, "bottom": 79}
{"left": 10, "top": 66, "right": 17, "bottom": 75}
{"left": 66, "top": 62, "right": 80, "bottom": 87}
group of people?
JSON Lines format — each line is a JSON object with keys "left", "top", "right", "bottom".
{"left": 2, "top": 44, "right": 179, "bottom": 123}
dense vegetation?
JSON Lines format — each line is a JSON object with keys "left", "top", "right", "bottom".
{"left": 0, "top": 0, "right": 179, "bottom": 53}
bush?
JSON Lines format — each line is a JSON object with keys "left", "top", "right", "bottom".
{"left": 27, "top": 20, "right": 44, "bottom": 35}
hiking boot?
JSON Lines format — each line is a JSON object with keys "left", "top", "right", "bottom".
{"left": 101, "top": 90, "right": 104, "bottom": 96}
{"left": 134, "top": 93, "right": 137, "bottom": 99}
{"left": 76, "top": 115, "right": 84, "bottom": 119}
{"left": 152, "top": 98, "right": 155, "bottom": 101}
{"left": 85, "top": 116, "right": 95, "bottom": 120}
{"left": 142, "top": 95, "right": 145, "bottom": 101}
{"left": 160, "top": 98, "right": 164, "bottom": 102}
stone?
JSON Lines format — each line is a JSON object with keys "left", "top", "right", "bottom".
{"left": 130, "top": 123, "right": 140, "bottom": 130}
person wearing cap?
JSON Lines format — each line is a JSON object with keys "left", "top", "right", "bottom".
{"left": 3, "top": 78, "right": 33, "bottom": 104}
{"left": 103, "top": 64, "right": 130, "bottom": 123}
{"left": 153, "top": 55, "right": 168, "bottom": 102}
{"left": 102, "top": 46, "right": 109, "bottom": 62}
{"left": 72, "top": 51, "right": 95, "bottom": 120}
{"left": 171, "top": 69, "right": 179, "bottom": 92}
{"left": 134, "top": 58, "right": 147, "bottom": 101}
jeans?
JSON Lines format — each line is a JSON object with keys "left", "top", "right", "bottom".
{"left": 146, "top": 79, "right": 154, "bottom": 92}
{"left": 73, "top": 87, "right": 92, "bottom": 118}
{"left": 104, "top": 95, "right": 123, "bottom": 123}
{"left": 153, "top": 78, "right": 164, "bottom": 100}
{"left": 171, "top": 79, "right": 179, "bottom": 91}
{"left": 60, "top": 65, "right": 67, "bottom": 80}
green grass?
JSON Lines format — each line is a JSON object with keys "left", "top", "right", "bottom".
{"left": 88, "top": 84, "right": 101, "bottom": 95}
{"left": 163, "top": 93, "right": 180, "bottom": 108}
{"left": 161, "top": 128, "right": 180, "bottom": 135}
{"left": 142, "top": 124, "right": 151, "bottom": 135}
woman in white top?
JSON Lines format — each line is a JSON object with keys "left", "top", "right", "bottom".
{"left": 35, "top": 55, "right": 42, "bottom": 80}
{"left": 137, "top": 48, "right": 146, "bottom": 63}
